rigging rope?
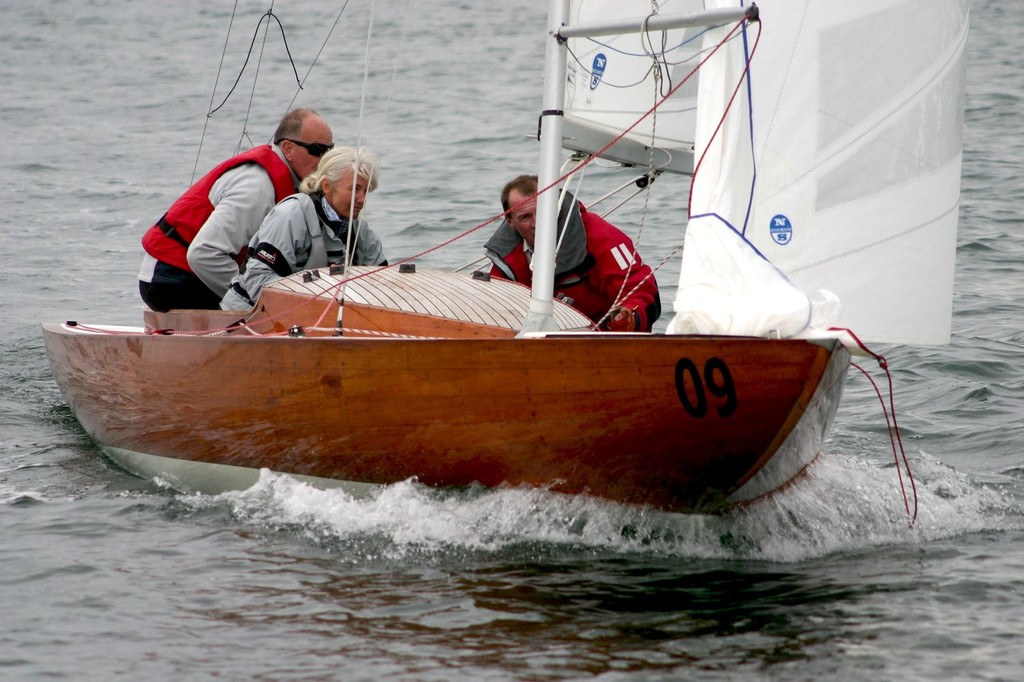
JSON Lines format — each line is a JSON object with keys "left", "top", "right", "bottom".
{"left": 200, "top": 7, "right": 306, "bottom": 158}
{"left": 335, "top": 0, "right": 379, "bottom": 311}
{"left": 283, "top": 0, "right": 353, "bottom": 113}
{"left": 237, "top": 8, "right": 275, "bottom": 153}
{"left": 207, "top": 10, "right": 302, "bottom": 118}
{"left": 592, "top": 9, "right": 669, "bottom": 330}
{"left": 192, "top": 0, "right": 241, "bottom": 184}
{"left": 381, "top": 0, "right": 414, "bottom": 121}
{"left": 835, "top": 327, "right": 919, "bottom": 528}
{"left": 191, "top": 1, "right": 352, "bottom": 183}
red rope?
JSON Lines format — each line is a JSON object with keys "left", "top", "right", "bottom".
{"left": 833, "top": 327, "right": 919, "bottom": 528}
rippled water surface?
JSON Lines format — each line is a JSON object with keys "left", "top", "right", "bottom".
{"left": 2, "top": 1, "right": 1023, "bottom": 679}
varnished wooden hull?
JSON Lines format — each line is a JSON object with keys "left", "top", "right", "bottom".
{"left": 42, "top": 323, "right": 849, "bottom": 512}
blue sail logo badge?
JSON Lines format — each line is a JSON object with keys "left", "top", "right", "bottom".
{"left": 590, "top": 53, "right": 607, "bottom": 90}
{"left": 770, "top": 214, "right": 793, "bottom": 245}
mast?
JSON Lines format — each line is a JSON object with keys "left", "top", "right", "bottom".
{"left": 519, "top": 0, "right": 571, "bottom": 335}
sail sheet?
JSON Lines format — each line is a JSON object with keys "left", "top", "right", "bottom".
{"left": 669, "top": 0, "right": 969, "bottom": 345}
{"left": 563, "top": 0, "right": 708, "bottom": 174}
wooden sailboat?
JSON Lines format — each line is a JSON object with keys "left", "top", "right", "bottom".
{"left": 41, "top": 0, "right": 968, "bottom": 513}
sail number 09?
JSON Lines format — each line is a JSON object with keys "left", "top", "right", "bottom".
{"left": 674, "top": 357, "right": 737, "bottom": 418}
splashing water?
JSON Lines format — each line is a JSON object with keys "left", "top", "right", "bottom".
{"left": 176, "top": 448, "right": 1021, "bottom": 564}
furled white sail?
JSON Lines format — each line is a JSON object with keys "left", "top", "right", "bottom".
{"left": 563, "top": 0, "right": 708, "bottom": 175}
{"left": 669, "top": 0, "right": 969, "bottom": 345}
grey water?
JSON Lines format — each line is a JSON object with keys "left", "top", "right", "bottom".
{"left": 2, "top": 0, "right": 1023, "bottom": 679}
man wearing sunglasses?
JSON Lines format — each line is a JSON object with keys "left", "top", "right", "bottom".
{"left": 138, "top": 107, "right": 335, "bottom": 311}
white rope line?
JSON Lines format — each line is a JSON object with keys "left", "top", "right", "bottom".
{"left": 354, "top": 0, "right": 375, "bottom": 151}
{"left": 285, "top": 0, "right": 352, "bottom": 112}
{"left": 554, "top": 156, "right": 589, "bottom": 257}
{"left": 151, "top": 323, "right": 444, "bottom": 340}
{"left": 192, "top": 0, "right": 240, "bottom": 184}
{"left": 381, "top": 0, "right": 414, "bottom": 121}
{"left": 335, "top": 0, "right": 379, "bottom": 308}
{"left": 304, "top": 326, "right": 445, "bottom": 340}
{"left": 454, "top": 255, "right": 491, "bottom": 272}
{"left": 601, "top": 180, "right": 655, "bottom": 219}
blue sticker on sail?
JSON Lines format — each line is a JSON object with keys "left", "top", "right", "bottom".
{"left": 590, "top": 53, "right": 607, "bottom": 90}
{"left": 769, "top": 214, "right": 793, "bottom": 245}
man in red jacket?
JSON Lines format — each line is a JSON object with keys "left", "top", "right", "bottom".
{"left": 138, "top": 108, "right": 333, "bottom": 311}
{"left": 484, "top": 175, "right": 661, "bottom": 331}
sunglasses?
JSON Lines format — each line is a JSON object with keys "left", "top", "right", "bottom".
{"left": 282, "top": 139, "right": 334, "bottom": 157}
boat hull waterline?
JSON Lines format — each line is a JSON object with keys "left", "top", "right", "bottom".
{"left": 42, "top": 323, "right": 849, "bottom": 513}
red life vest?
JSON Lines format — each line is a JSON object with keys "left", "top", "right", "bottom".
{"left": 140, "top": 145, "right": 296, "bottom": 273}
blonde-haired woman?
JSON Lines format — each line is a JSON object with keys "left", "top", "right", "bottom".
{"left": 221, "top": 146, "right": 387, "bottom": 310}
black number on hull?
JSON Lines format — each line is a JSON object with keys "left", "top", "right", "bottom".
{"left": 674, "top": 358, "right": 707, "bottom": 417}
{"left": 674, "top": 357, "right": 737, "bottom": 418}
{"left": 704, "top": 357, "right": 737, "bottom": 417}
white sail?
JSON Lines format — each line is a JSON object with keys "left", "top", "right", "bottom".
{"left": 670, "top": 0, "right": 969, "bottom": 345}
{"left": 563, "top": 0, "right": 708, "bottom": 174}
